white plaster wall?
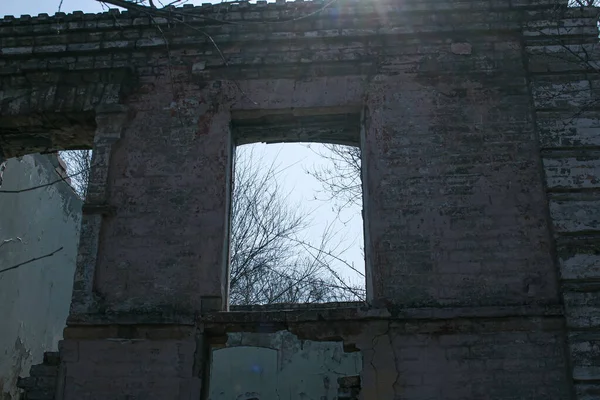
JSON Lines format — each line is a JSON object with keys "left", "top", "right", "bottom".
{"left": 209, "top": 330, "right": 362, "bottom": 400}
{"left": 0, "top": 154, "right": 82, "bottom": 400}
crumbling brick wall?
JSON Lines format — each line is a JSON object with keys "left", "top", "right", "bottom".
{"left": 17, "top": 352, "right": 60, "bottom": 400}
{"left": 0, "top": 0, "right": 598, "bottom": 399}
{"left": 337, "top": 375, "right": 361, "bottom": 400}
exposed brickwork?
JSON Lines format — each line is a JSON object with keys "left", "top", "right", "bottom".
{"left": 0, "top": 0, "right": 597, "bottom": 398}
{"left": 523, "top": 5, "right": 600, "bottom": 398}
{"left": 337, "top": 375, "right": 360, "bottom": 400}
{"left": 202, "top": 309, "right": 573, "bottom": 398}
{"left": 57, "top": 338, "right": 199, "bottom": 399}
{"left": 0, "top": 0, "right": 566, "bottom": 314}
{"left": 17, "top": 352, "right": 59, "bottom": 400}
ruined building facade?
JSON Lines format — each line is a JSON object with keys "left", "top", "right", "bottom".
{"left": 0, "top": 0, "right": 598, "bottom": 398}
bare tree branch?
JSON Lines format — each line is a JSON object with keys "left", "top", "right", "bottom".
{"left": 287, "top": 236, "right": 365, "bottom": 278}
{"left": 0, "top": 162, "right": 92, "bottom": 194}
{"left": 305, "top": 144, "right": 362, "bottom": 213}
{"left": 0, "top": 247, "right": 64, "bottom": 275}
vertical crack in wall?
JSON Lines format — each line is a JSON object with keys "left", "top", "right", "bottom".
{"left": 364, "top": 321, "right": 397, "bottom": 400}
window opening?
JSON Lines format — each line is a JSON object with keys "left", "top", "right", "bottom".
{"left": 207, "top": 331, "right": 362, "bottom": 400}
{"left": 228, "top": 141, "right": 366, "bottom": 306}
{"left": 58, "top": 150, "right": 93, "bottom": 199}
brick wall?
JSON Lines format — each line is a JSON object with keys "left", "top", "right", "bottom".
{"left": 204, "top": 308, "right": 573, "bottom": 400}
{"left": 0, "top": 0, "right": 570, "bottom": 315}
{"left": 0, "top": 0, "right": 597, "bottom": 398}
{"left": 363, "top": 30, "right": 558, "bottom": 307}
{"left": 524, "top": 5, "right": 600, "bottom": 399}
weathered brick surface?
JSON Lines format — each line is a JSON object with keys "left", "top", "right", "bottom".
{"left": 543, "top": 154, "right": 600, "bottom": 190}
{"left": 524, "top": 4, "right": 600, "bottom": 398}
{"left": 558, "top": 238, "right": 600, "bottom": 281}
{"left": 0, "top": 0, "right": 597, "bottom": 398}
{"left": 229, "top": 314, "right": 572, "bottom": 400}
{"left": 382, "top": 330, "right": 569, "bottom": 399}
{"left": 549, "top": 193, "right": 600, "bottom": 233}
{"left": 17, "top": 352, "right": 60, "bottom": 400}
{"left": 363, "top": 37, "right": 558, "bottom": 307}
{"left": 58, "top": 338, "right": 200, "bottom": 400}
{"left": 31, "top": 314, "right": 571, "bottom": 400}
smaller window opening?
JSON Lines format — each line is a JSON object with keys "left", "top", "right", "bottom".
{"left": 207, "top": 331, "right": 362, "bottom": 400}
{"left": 228, "top": 110, "right": 367, "bottom": 307}
{"left": 59, "top": 149, "right": 93, "bottom": 200}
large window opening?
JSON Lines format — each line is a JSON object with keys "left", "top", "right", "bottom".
{"left": 228, "top": 109, "right": 366, "bottom": 306}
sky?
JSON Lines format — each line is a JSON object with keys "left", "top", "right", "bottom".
{"left": 1, "top": 1, "right": 366, "bottom": 290}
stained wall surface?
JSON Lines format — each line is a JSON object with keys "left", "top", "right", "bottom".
{"left": 0, "top": 154, "right": 81, "bottom": 400}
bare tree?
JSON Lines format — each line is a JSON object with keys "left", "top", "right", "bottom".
{"left": 305, "top": 144, "right": 362, "bottom": 214}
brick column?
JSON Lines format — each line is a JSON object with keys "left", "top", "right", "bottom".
{"left": 524, "top": 6, "right": 600, "bottom": 398}
{"left": 68, "top": 104, "right": 129, "bottom": 321}
{"left": 57, "top": 100, "right": 207, "bottom": 400}
{"left": 362, "top": 36, "right": 559, "bottom": 308}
